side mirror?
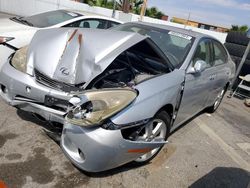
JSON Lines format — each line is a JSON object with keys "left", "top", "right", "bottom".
{"left": 187, "top": 60, "right": 207, "bottom": 74}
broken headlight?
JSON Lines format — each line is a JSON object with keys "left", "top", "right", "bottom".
{"left": 10, "top": 46, "right": 29, "bottom": 74}
{"left": 66, "top": 89, "right": 137, "bottom": 127}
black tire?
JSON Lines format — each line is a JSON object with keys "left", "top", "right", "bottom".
{"left": 230, "top": 55, "right": 250, "bottom": 75}
{"left": 224, "top": 43, "right": 250, "bottom": 60}
{"left": 132, "top": 110, "right": 171, "bottom": 165}
{"left": 206, "top": 86, "right": 227, "bottom": 113}
{"left": 226, "top": 32, "right": 250, "bottom": 46}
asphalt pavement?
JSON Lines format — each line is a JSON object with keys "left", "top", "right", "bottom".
{"left": 0, "top": 94, "right": 249, "bottom": 188}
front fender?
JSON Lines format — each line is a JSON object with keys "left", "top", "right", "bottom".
{"left": 111, "top": 69, "right": 185, "bottom": 125}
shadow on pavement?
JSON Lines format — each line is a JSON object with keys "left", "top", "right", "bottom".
{"left": 16, "top": 109, "right": 62, "bottom": 144}
{"left": 189, "top": 167, "right": 250, "bottom": 188}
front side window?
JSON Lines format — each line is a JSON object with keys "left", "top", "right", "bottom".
{"left": 212, "top": 40, "right": 228, "bottom": 66}
{"left": 113, "top": 23, "right": 194, "bottom": 68}
{"left": 192, "top": 39, "right": 212, "bottom": 67}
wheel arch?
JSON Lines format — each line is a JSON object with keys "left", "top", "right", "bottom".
{"left": 157, "top": 103, "right": 174, "bottom": 122}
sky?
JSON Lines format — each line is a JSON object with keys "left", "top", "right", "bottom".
{"left": 147, "top": 0, "right": 250, "bottom": 28}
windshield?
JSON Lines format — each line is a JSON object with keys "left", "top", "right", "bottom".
{"left": 13, "top": 10, "right": 82, "bottom": 28}
{"left": 113, "top": 23, "right": 194, "bottom": 68}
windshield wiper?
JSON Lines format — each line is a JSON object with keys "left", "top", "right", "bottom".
{"left": 10, "top": 17, "right": 33, "bottom": 26}
{"left": 10, "top": 17, "right": 21, "bottom": 22}
{"left": 19, "top": 19, "right": 33, "bottom": 26}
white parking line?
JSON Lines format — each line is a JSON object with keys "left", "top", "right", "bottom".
{"left": 194, "top": 118, "right": 250, "bottom": 171}
{"left": 237, "top": 143, "right": 250, "bottom": 156}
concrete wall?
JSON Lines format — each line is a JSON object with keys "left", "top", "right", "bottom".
{"left": 0, "top": 0, "right": 227, "bottom": 43}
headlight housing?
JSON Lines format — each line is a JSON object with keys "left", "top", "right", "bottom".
{"left": 10, "top": 46, "right": 29, "bottom": 74}
{"left": 66, "top": 89, "right": 137, "bottom": 127}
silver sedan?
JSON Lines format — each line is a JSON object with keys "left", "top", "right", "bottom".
{"left": 0, "top": 22, "right": 235, "bottom": 172}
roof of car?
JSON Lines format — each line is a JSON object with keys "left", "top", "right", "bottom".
{"left": 130, "top": 21, "right": 213, "bottom": 39}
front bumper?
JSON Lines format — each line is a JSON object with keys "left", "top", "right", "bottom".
{"left": 0, "top": 62, "right": 71, "bottom": 123}
{"left": 61, "top": 123, "right": 166, "bottom": 172}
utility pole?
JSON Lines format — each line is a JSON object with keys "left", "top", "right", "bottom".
{"left": 112, "top": 0, "right": 116, "bottom": 18}
{"left": 140, "top": 0, "right": 147, "bottom": 21}
{"left": 184, "top": 12, "right": 191, "bottom": 29}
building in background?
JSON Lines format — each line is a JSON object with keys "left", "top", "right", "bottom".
{"left": 161, "top": 15, "right": 168, "bottom": 21}
{"left": 171, "top": 17, "right": 228, "bottom": 33}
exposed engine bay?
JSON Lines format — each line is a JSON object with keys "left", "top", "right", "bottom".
{"left": 87, "top": 40, "right": 172, "bottom": 89}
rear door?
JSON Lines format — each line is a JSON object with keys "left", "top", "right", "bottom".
{"left": 206, "top": 40, "right": 230, "bottom": 106}
{"left": 174, "top": 38, "right": 215, "bottom": 126}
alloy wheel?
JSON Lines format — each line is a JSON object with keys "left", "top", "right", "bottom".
{"left": 135, "top": 119, "right": 167, "bottom": 162}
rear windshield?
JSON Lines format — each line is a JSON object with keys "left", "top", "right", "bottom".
{"left": 113, "top": 23, "right": 195, "bottom": 68}
{"left": 19, "top": 10, "right": 82, "bottom": 28}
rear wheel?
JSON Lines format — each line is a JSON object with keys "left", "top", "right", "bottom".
{"left": 133, "top": 111, "right": 171, "bottom": 164}
{"left": 207, "top": 87, "right": 226, "bottom": 113}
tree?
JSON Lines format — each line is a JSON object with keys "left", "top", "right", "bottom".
{"left": 145, "top": 6, "right": 164, "bottom": 19}
{"left": 83, "top": 0, "right": 110, "bottom": 7}
{"left": 82, "top": 0, "right": 165, "bottom": 19}
{"left": 230, "top": 25, "right": 249, "bottom": 32}
{"left": 131, "top": 0, "right": 144, "bottom": 14}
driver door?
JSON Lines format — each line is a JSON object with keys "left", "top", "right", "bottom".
{"left": 174, "top": 39, "right": 214, "bottom": 126}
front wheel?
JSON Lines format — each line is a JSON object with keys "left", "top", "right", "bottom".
{"left": 133, "top": 111, "right": 171, "bottom": 164}
{"left": 206, "top": 87, "right": 226, "bottom": 113}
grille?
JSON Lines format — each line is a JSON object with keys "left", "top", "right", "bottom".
{"left": 34, "top": 69, "right": 84, "bottom": 92}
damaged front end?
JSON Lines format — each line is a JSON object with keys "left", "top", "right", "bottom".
{"left": 61, "top": 88, "right": 167, "bottom": 172}
{"left": 0, "top": 28, "right": 172, "bottom": 123}
{"left": 0, "top": 28, "right": 173, "bottom": 172}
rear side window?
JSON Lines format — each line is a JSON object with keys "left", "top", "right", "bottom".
{"left": 212, "top": 41, "right": 228, "bottom": 66}
{"left": 65, "top": 19, "right": 108, "bottom": 29}
{"left": 109, "top": 21, "right": 120, "bottom": 28}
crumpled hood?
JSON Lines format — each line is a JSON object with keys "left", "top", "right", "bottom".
{"left": 27, "top": 28, "right": 147, "bottom": 85}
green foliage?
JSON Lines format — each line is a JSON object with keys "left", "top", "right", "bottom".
{"left": 230, "top": 25, "right": 249, "bottom": 32}
{"left": 83, "top": 0, "right": 112, "bottom": 8}
{"left": 82, "top": 0, "right": 165, "bottom": 19}
{"left": 145, "top": 6, "right": 164, "bottom": 19}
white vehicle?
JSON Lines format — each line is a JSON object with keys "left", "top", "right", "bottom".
{"left": 0, "top": 9, "right": 122, "bottom": 68}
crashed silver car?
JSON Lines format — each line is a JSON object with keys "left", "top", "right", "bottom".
{"left": 0, "top": 22, "right": 235, "bottom": 172}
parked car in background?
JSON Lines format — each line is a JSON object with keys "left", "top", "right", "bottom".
{"left": 0, "top": 9, "right": 122, "bottom": 68}
{"left": 0, "top": 22, "right": 235, "bottom": 172}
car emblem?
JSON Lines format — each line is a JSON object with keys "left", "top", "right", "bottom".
{"left": 60, "top": 67, "right": 70, "bottom": 76}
